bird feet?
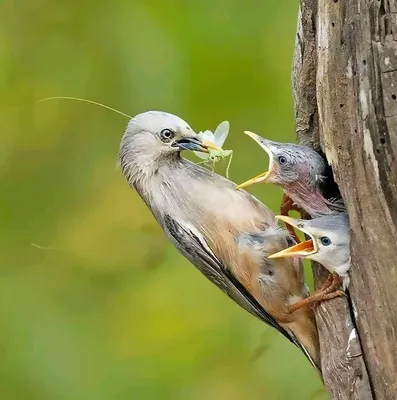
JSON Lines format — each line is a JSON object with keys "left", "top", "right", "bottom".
{"left": 287, "top": 273, "right": 346, "bottom": 314}
{"left": 280, "top": 194, "right": 302, "bottom": 243}
{"left": 318, "top": 272, "right": 342, "bottom": 293}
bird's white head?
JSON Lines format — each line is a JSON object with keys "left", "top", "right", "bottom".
{"left": 118, "top": 111, "right": 221, "bottom": 184}
{"left": 268, "top": 214, "right": 351, "bottom": 287}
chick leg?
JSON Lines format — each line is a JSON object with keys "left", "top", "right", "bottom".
{"left": 280, "top": 194, "right": 302, "bottom": 243}
{"left": 318, "top": 272, "right": 335, "bottom": 292}
{"left": 287, "top": 273, "right": 345, "bottom": 314}
{"left": 287, "top": 290, "right": 345, "bottom": 313}
{"left": 310, "top": 273, "right": 345, "bottom": 310}
{"left": 319, "top": 272, "right": 342, "bottom": 293}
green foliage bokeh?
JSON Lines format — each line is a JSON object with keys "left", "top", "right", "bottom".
{"left": 0, "top": 1, "right": 327, "bottom": 399}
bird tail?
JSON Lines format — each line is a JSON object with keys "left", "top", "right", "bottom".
{"left": 285, "top": 317, "right": 321, "bottom": 372}
{"left": 290, "top": 332, "right": 321, "bottom": 372}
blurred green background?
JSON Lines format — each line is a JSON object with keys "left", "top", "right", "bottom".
{"left": 0, "top": 1, "right": 327, "bottom": 399}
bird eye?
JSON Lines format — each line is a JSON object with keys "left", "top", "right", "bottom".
{"left": 278, "top": 155, "right": 287, "bottom": 165}
{"left": 160, "top": 129, "right": 175, "bottom": 142}
{"left": 320, "top": 236, "right": 332, "bottom": 246}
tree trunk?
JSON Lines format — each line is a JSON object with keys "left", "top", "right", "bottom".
{"left": 292, "top": 1, "right": 397, "bottom": 399}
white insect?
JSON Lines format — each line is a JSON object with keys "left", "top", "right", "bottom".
{"left": 194, "top": 121, "right": 233, "bottom": 177}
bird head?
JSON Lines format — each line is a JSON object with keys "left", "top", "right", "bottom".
{"left": 268, "top": 214, "right": 350, "bottom": 273}
{"left": 236, "top": 131, "right": 326, "bottom": 190}
{"left": 118, "top": 111, "right": 222, "bottom": 182}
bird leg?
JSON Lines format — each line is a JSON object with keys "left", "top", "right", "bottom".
{"left": 316, "top": 272, "right": 334, "bottom": 292}
{"left": 286, "top": 273, "right": 345, "bottom": 314}
{"left": 318, "top": 272, "right": 342, "bottom": 293}
{"left": 280, "top": 194, "right": 302, "bottom": 243}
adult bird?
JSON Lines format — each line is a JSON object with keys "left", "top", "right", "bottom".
{"left": 118, "top": 111, "right": 320, "bottom": 369}
{"left": 268, "top": 214, "right": 350, "bottom": 311}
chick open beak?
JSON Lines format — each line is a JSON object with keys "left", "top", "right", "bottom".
{"left": 268, "top": 215, "right": 317, "bottom": 259}
{"left": 236, "top": 131, "right": 273, "bottom": 190}
{"left": 175, "top": 137, "right": 222, "bottom": 153}
{"left": 236, "top": 171, "right": 269, "bottom": 190}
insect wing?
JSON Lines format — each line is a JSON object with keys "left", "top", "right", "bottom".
{"left": 213, "top": 121, "right": 230, "bottom": 147}
{"left": 194, "top": 130, "right": 215, "bottom": 159}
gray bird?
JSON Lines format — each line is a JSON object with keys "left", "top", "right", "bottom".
{"left": 236, "top": 131, "right": 345, "bottom": 218}
{"left": 236, "top": 131, "right": 348, "bottom": 296}
{"left": 118, "top": 111, "right": 320, "bottom": 369}
{"left": 268, "top": 214, "right": 350, "bottom": 311}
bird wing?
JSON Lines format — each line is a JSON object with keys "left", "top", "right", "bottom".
{"left": 162, "top": 214, "right": 297, "bottom": 345}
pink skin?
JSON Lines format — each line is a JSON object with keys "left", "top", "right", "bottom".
{"left": 270, "top": 163, "right": 337, "bottom": 218}
{"left": 282, "top": 182, "right": 335, "bottom": 218}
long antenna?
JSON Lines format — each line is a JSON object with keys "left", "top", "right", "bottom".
{"left": 37, "top": 96, "right": 133, "bottom": 119}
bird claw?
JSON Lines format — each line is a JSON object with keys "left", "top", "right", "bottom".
{"left": 280, "top": 194, "right": 302, "bottom": 215}
{"left": 319, "top": 272, "right": 342, "bottom": 293}
{"left": 287, "top": 273, "right": 345, "bottom": 314}
{"left": 310, "top": 290, "right": 346, "bottom": 310}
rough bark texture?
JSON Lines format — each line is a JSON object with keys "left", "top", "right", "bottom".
{"left": 293, "top": 1, "right": 397, "bottom": 399}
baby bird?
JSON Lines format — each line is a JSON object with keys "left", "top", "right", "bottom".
{"left": 268, "top": 214, "right": 350, "bottom": 310}
{"left": 119, "top": 111, "right": 320, "bottom": 369}
{"left": 236, "top": 131, "right": 345, "bottom": 218}
{"left": 236, "top": 131, "right": 347, "bottom": 294}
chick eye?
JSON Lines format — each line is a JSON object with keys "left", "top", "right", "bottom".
{"left": 320, "top": 236, "right": 332, "bottom": 246}
{"left": 278, "top": 155, "right": 287, "bottom": 165}
{"left": 160, "top": 129, "right": 175, "bottom": 142}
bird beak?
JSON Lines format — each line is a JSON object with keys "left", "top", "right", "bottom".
{"left": 236, "top": 131, "right": 273, "bottom": 190}
{"left": 236, "top": 171, "right": 269, "bottom": 190}
{"left": 174, "top": 136, "right": 222, "bottom": 153}
{"left": 268, "top": 216, "right": 317, "bottom": 259}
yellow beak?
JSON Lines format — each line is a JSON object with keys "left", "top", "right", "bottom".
{"left": 268, "top": 239, "right": 315, "bottom": 259}
{"left": 276, "top": 215, "right": 300, "bottom": 227}
{"left": 236, "top": 171, "right": 269, "bottom": 190}
{"left": 268, "top": 215, "right": 317, "bottom": 259}
{"left": 236, "top": 131, "right": 272, "bottom": 190}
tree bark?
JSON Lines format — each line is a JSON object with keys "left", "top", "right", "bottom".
{"left": 292, "top": 1, "right": 397, "bottom": 399}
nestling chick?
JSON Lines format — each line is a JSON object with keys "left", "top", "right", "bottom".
{"left": 268, "top": 214, "right": 350, "bottom": 310}
{"left": 118, "top": 111, "right": 320, "bottom": 369}
{"left": 236, "top": 132, "right": 345, "bottom": 218}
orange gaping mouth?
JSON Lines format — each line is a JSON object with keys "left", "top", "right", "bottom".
{"left": 288, "top": 239, "right": 314, "bottom": 253}
{"left": 268, "top": 239, "right": 315, "bottom": 259}
{"left": 268, "top": 215, "right": 319, "bottom": 259}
